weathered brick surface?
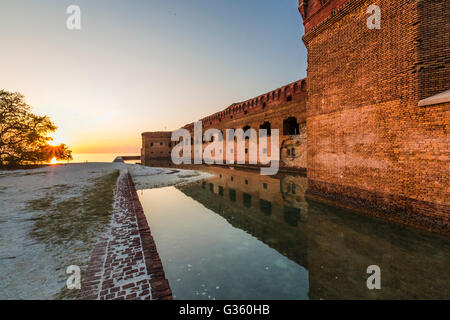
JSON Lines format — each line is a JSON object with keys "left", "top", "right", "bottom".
{"left": 300, "top": 0, "right": 449, "bottom": 234}
{"left": 78, "top": 172, "right": 172, "bottom": 300}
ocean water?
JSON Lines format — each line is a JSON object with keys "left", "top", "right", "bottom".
{"left": 68, "top": 153, "right": 140, "bottom": 164}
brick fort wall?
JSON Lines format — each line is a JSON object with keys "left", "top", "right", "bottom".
{"left": 142, "top": 79, "right": 308, "bottom": 170}
{"left": 300, "top": 0, "right": 449, "bottom": 233}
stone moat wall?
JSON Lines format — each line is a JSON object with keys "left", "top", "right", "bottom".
{"left": 79, "top": 172, "right": 172, "bottom": 300}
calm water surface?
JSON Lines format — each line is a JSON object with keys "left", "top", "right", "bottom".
{"left": 138, "top": 167, "right": 450, "bottom": 300}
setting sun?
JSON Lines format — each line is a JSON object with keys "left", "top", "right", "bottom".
{"left": 50, "top": 157, "right": 57, "bottom": 165}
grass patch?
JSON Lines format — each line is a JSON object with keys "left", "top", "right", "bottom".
{"left": 38, "top": 184, "right": 72, "bottom": 193}
{"left": 28, "top": 170, "right": 119, "bottom": 247}
{"left": 26, "top": 195, "right": 56, "bottom": 211}
{"left": 25, "top": 170, "right": 120, "bottom": 299}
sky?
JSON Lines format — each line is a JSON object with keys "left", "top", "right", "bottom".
{"left": 0, "top": 0, "right": 307, "bottom": 154}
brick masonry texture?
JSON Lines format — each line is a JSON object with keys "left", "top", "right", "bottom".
{"left": 300, "top": 0, "right": 449, "bottom": 235}
{"left": 78, "top": 172, "right": 172, "bottom": 300}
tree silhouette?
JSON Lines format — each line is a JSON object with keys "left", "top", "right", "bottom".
{"left": 0, "top": 90, "right": 72, "bottom": 167}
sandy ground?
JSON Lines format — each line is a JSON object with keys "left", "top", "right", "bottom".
{"left": 0, "top": 163, "right": 210, "bottom": 300}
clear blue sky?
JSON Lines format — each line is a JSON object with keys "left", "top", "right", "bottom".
{"left": 0, "top": 0, "right": 306, "bottom": 153}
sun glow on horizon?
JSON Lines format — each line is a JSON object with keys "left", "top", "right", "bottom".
{"left": 50, "top": 157, "right": 58, "bottom": 164}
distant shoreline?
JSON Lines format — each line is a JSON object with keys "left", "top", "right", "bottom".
{"left": 0, "top": 153, "right": 141, "bottom": 170}
{"left": 69, "top": 153, "right": 140, "bottom": 164}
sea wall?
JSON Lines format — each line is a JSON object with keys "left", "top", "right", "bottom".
{"left": 78, "top": 172, "right": 172, "bottom": 300}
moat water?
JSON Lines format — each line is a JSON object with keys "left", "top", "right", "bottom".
{"left": 138, "top": 167, "right": 450, "bottom": 300}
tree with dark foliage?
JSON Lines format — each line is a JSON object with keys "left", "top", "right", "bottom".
{"left": 0, "top": 90, "right": 72, "bottom": 167}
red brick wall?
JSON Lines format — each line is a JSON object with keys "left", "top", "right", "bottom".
{"left": 302, "top": 0, "right": 449, "bottom": 233}
{"left": 141, "top": 132, "right": 173, "bottom": 165}
{"left": 300, "top": 0, "right": 351, "bottom": 34}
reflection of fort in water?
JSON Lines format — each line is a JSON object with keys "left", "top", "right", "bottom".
{"left": 176, "top": 167, "right": 450, "bottom": 300}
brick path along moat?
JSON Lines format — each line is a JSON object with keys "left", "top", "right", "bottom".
{"left": 78, "top": 172, "right": 172, "bottom": 300}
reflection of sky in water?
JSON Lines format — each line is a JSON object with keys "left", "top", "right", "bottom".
{"left": 139, "top": 186, "right": 309, "bottom": 300}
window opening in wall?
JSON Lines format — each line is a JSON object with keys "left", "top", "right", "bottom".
{"left": 283, "top": 117, "right": 300, "bottom": 135}
{"left": 259, "top": 122, "right": 271, "bottom": 136}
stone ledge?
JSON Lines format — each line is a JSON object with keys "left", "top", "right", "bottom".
{"left": 78, "top": 172, "right": 172, "bottom": 300}
{"left": 125, "top": 172, "right": 173, "bottom": 300}
{"left": 418, "top": 90, "right": 450, "bottom": 107}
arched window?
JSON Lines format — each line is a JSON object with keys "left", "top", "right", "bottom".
{"left": 283, "top": 117, "right": 300, "bottom": 135}
{"left": 301, "top": 80, "right": 306, "bottom": 91}
{"left": 259, "top": 121, "right": 271, "bottom": 136}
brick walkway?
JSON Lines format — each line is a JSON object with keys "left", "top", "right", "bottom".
{"left": 78, "top": 172, "right": 172, "bottom": 300}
